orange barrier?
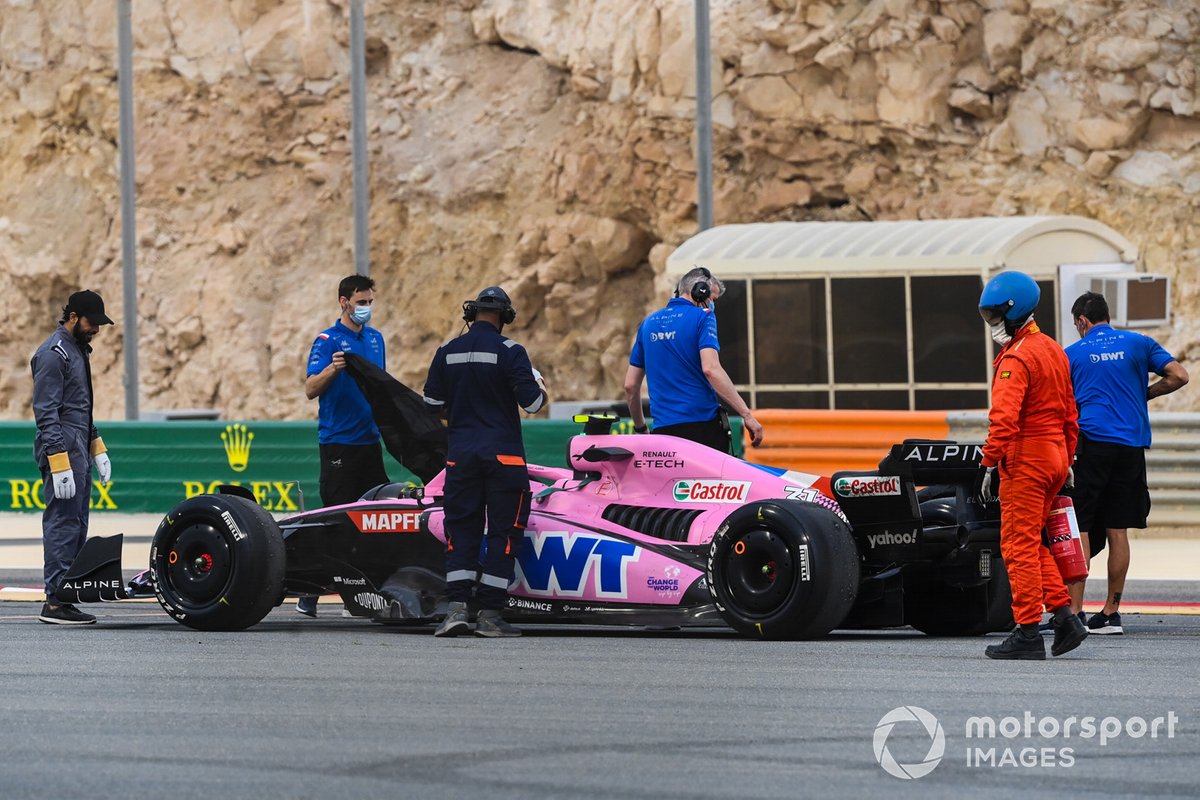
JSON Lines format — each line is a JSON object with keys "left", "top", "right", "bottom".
{"left": 744, "top": 409, "right": 952, "bottom": 476}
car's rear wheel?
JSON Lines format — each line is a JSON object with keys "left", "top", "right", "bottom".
{"left": 904, "top": 563, "right": 1013, "bottom": 636}
{"left": 905, "top": 501, "right": 1013, "bottom": 636}
{"left": 707, "top": 500, "right": 859, "bottom": 640}
{"left": 151, "top": 494, "right": 285, "bottom": 631}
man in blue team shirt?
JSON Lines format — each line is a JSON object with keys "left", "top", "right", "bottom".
{"left": 1063, "top": 291, "right": 1189, "bottom": 635}
{"left": 300, "top": 274, "right": 390, "bottom": 616}
{"left": 624, "top": 266, "right": 763, "bottom": 453}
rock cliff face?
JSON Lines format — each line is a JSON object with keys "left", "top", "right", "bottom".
{"left": 1, "top": 0, "right": 1197, "bottom": 420}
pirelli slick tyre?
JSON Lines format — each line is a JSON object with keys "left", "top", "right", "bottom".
{"left": 151, "top": 494, "right": 285, "bottom": 631}
{"left": 905, "top": 503, "right": 1014, "bottom": 637}
{"left": 904, "top": 565, "right": 1013, "bottom": 637}
{"left": 707, "top": 500, "right": 859, "bottom": 640}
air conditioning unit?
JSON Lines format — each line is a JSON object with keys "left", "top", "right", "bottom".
{"left": 1088, "top": 273, "right": 1171, "bottom": 327}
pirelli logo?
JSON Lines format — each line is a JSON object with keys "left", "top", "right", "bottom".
{"left": 347, "top": 510, "right": 422, "bottom": 533}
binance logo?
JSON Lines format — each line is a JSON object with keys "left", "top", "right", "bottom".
{"left": 221, "top": 424, "right": 255, "bottom": 472}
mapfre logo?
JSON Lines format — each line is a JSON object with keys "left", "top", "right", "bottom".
{"left": 834, "top": 475, "right": 901, "bottom": 498}
{"left": 672, "top": 480, "right": 750, "bottom": 504}
{"left": 348, "top": 510, "right": 422, "bottom": 533}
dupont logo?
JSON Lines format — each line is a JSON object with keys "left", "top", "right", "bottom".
{"left": 348, "top": 510, "right": 422, "bottom": 533}
{"left": 834, "top": 475, "right": 901, "bottom": 498}
{"left": 672, "top": 480, "right": 751, "bottom": 504}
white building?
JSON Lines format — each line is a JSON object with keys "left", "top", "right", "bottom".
{"left": 667, "top": 216, "right": 1168, "bottom": 411}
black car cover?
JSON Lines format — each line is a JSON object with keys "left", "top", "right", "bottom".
{"left": 343, "top": 353, "right": 447, "bottom": 483}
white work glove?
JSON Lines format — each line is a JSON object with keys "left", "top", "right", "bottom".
{"left": 974, "top": 464, "right": 999, "bottom": 504}
{"left": 531, "top": 367, "right": 548, "bottom": 394}
{"left": 1064, "top": 466, "right": 1074, "bottom": 490}
{"left": 51, "top": 469, "right": 76, "bottom": 501}
{"left": 95, "top": 452, "right": 112, "bottom": 484}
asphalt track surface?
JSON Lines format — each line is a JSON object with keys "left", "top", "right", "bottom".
{"left": 1, "top": 602, "right": 1198, "bottom": 799}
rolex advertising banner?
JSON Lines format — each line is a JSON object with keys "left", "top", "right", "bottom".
{"left": 1, "top": 419, "right": 708, "bottom": 513}
{"left": 2, "top": 422, "right": 338, "bottom": 514}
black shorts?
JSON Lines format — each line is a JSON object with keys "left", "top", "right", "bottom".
{"left": 653, "top": 415, "right": 731, "bottom": 454}
{"left": 319, "top": 441, "right": 390, "bottom": 507}
{"left": 1069, "top": 434, "right": 1150, "bottom": 556}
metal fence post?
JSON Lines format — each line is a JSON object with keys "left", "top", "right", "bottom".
{"left": 117, "top": 0, "right": 139, "bottom": 419}
{"left": 694, "top": 0, "right": 714, "bottom": 232}
{"left": 350, "top": 0, "right": 370, "bottom": 276}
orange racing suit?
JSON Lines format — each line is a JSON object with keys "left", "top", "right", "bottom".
{"left": 981, "top": 321, "right": 1079, "bottom": 625}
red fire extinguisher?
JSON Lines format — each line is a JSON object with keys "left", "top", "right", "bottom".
{"left": 1047, "top": 495, "right": 1089, "bottom": 584}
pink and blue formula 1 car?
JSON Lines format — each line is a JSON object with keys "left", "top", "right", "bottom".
{"left": 58, "top": 419, "right": 1012, "bottom": 640}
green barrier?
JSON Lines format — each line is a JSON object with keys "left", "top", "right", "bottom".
{"left": 0, "top": 417, "right": 742, "bottom": 513}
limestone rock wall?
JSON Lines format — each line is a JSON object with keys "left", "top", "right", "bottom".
{"left": 1, "top": 0, "right": 1197, "bottom": 421}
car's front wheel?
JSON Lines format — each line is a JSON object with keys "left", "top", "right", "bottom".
{"left": 151, "top": 494, "right": 285, "bottom": 631}
{"left": 707, "top": 500, "right": 859, "bottom": 640}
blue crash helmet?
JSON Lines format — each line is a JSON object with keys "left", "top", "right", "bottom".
{"left": 979, "top": 271, "right": 1040, "bottom": 329}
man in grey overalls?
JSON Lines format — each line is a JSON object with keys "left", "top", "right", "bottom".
{"left": 31, "top": 290, "right": 114, "bottom": 625}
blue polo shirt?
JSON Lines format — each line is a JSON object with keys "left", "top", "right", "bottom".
{"left": 630, "top": 297, "right": 721, "bottom": 428}
{"left": 307, "top": 320, "right": 386, "bottom": 445}
{"left": 1065, "top": 324, "right": 1174, "bottom": 448}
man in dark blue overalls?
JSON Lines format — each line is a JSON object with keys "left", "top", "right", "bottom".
{"left": 423, "top": 287, "right": 547, "bottom": 638}
{"left": 31, "top": 290, "right": 115, "bottom": 625}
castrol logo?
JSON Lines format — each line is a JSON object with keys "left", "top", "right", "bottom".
{"left": 833, "top": 475, "right": 901, "bottom": 498}
{"left": 672, "top": 480, "right": 751, "bottom": 504}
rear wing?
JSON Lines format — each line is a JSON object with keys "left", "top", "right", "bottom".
{"left": 829, "top": 440, "right": 987, "bottom": 566}
{"left": 876, "top": 439, "right": 985, "bottom": 485}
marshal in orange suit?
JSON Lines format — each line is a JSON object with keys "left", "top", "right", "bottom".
{"left": 975, "top": 271, "right": 1089, "bottom": 661}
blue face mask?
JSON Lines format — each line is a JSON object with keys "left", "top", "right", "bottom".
{"left": 351, "top": 305, "right": 372, "bottom": 325}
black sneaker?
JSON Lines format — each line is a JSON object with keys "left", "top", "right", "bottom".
{"left": 474, "top": 610, "right": 521, "bottom": 638}
{"left": 434, "top": 602, "right": 472, "bottom": 637}
{"left": 1039, "top": 611, "right": 1084, "bottom": 635}
{"left": 295, "top": 596, "right": 318, "bottom": 617}
{"left": 38, "top": 602, "right": 97, "bottom": 625}
{"left": 1087, "top": 610, "right": 1123, "bottom": 635}
{"left": 1051, "top": 610, "right": 1088, "bottom": 656}
{"left": 985, "top": 625, "right": 1045, "bottom": 660}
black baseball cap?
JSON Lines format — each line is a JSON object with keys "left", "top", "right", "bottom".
{"left": 66, "top": 290, "right": 114, "bottom": 325}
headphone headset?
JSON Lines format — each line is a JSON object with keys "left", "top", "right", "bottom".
{"left": 462, "top": 287, "right": 517, "bottom": 325}
{"left": 690, "top": 267, "right": 713, "bottom": 304}
{"left": 674, "top": 266, "right": 714, "bottom": 305}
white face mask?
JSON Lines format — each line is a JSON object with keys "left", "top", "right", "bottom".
{"left": 350, "top": 305, "right": 372, "bottom": 325}
{"left": 989, "top": 321, "right": 1011, "bottom": 346}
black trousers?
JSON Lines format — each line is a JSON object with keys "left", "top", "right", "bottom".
{"left": 442, "top": 452, "right": 531, "bottom": 610}
{"left": 653, "top": 414, "right": 732, "bottom": 454}
{"left": 318, "top": 441, "right": 389, "bottom": 507}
